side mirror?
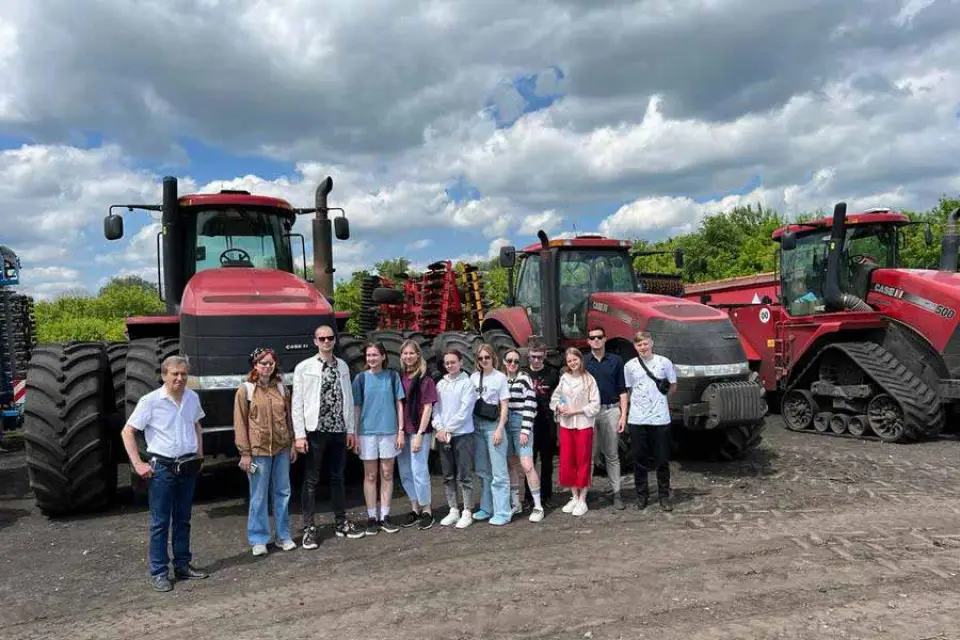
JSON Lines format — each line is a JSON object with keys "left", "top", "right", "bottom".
{"left": 104, "top": 214, "right": 124, "bottom": 240}
{"left": 781, "top": 231, "right": 797, "bottom": 251}
{"left": 924, "top": 225, "right": 934, "bottom": 246}
{"left": 372, "top": 287, "right": 405, "bottom": 304}
{"left": 334, "top": 215, "right": 350, "bottom": 240}
{"left": 499, "top": 245, "right": 516, "bottom": 269}
{"left": 673, "top": 248, "right": 684, "bottom": 269}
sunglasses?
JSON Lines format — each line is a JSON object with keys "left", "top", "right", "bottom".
{"left": 504, "top": 358, "right": 520, "bottom": 364}
{"left": 588, "top": 335, "right": 604, "bottom": 340}
{"left": 477, "top": 355, "right": 492, "bottom": 361}
{"left": 315, "top": 336, "right": 335, "bottom": 342}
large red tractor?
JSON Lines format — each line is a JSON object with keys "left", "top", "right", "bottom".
{"left": 22, "top": 176, "right": 354, "bottom": 516}
{"left": 365, "top": 230, "right": 768, "bottom": 461}
{"left": 687, "top": 202, "right": 960, "bottom": 442}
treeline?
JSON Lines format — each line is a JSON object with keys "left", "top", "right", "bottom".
{"left": 33, "top": 196, "right": 960, "bottom": 342}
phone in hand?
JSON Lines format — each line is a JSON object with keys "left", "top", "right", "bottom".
{"left": 247, "top": 462, "right": 259, "bottom": 474}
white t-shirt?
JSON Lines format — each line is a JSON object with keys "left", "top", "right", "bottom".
{"left": 624, "top": 354, "right": 677, "bottom": 426}
{"left": 470, "top": 369, "right": 510, "bottom": 406}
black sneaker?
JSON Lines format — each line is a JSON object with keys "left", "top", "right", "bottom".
{"left": 660, "top": 496, "right": 673, "bottom": 512}
{"left": 418, "top": 512, "right": 435, "bottom": 530}
{"left": 364, "top": 517, "right": 379, "bottom": 536}
{"left": 335, "top": 519, "right": 364, "bottom": 539}
{"left": 302, "top": 526, "right": 319, "bottom": 550}
{"left": 400, "top": 511, "right": 420, "bottom": 528}
{"left": 636, "top": 496, "right": 648, "bottom": 511}
{"left": 379, "top": 516, "right": 400, "bottom": 534}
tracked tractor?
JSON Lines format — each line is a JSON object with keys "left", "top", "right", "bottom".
{"left": 1, "top": 246, "right": 35, "bottom": 433}
{"left": 689, "top": 202, "right": 960, "bottom": 442}
{"left": 22, "top": 176, "right": 354, "bottom": 516}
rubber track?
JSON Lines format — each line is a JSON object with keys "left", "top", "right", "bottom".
{"left": 787, "top": 341, "right": 943, "bottom": 442}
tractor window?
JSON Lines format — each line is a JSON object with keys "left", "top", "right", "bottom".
{"left": 842, "top": 224, "right": 896, "bottom": 299}
{"left": 185, "top": 207, "right": 294, "bottom": 278}
{"left": 780, "top": 231, "right": 829, "bottom": 316}
{"left": 515, "top": 256, "right": 542, "bottom": 335}
{"left": 558, "top": 250, "right": 636, "bottom": 338}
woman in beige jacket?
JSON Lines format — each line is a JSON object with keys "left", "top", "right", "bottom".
{"left": 549, "top": 347, "right": 601, "bottom": 516}
{"left": 234, "top": 347, "right": 298, "bottom": 556}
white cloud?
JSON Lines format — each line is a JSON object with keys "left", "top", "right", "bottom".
{"left": 407, "top": 239, "right": 433, "bottom": 251}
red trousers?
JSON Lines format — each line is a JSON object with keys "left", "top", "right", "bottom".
{"left": 558, "top": 427, "right": 594, "bottom": 488}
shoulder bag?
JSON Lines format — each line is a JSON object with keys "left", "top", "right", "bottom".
{"left": 637, "top": 356, "right": 672, "bottom": 396}
{"left": 473, "top": 370, "right": 501, "bottom": 421}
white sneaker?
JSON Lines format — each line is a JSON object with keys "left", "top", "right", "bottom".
{"left": 252, "top": 544, "right": 268, "bottom": 556}
{"left": 277, "top": 539, "right": 297, "bottom": 551}
{"left": 456, "top": 509, "right": 473, "bottom": 529}
{"left": 440, "top": 508, "right": 460, "bottom": 526}
{"left": 529, "top": 507, "right": 544, "bottom": 523}
{"left": 562, "top": 498, "right": 577, "bottom": 513}
{"left": 572, "top": 500, "right": 588, "bottom": 517}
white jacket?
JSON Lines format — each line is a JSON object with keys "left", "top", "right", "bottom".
{"left": 291, "top": 354, "right": 355, "bottom": 438}
{"left": 432, "top": 372, "right": 477, "bottom": 436}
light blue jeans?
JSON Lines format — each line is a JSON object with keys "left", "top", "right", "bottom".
{"left": 248, "top": 449, "right": 292, "bottom": 546}
{"left": 397, "top": 432, "right": 434, "bottom": 508}
{"left": 474, "top": 417, "right": 511, "bottom": 523}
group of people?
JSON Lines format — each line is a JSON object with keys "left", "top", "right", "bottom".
{"left": 120, "top": 324, "right": 678, "bottom": 593}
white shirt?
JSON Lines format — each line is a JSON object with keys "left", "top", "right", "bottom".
{"left": 433, "top": 372, "right": 477, "bottom": 436}
{"left": 470, "top": 369, "right": 510, "bottom": 405}
{"left": 127, "top": 386, "right": 206, "bottom": 458}
{"left": 624, "top": 354, "right": 677, "bottom": 426}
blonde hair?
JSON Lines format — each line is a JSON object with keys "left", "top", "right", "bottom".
{"left": 400, "top": 339, "right": 427, "bottom": 378}
{"left": 563, "top": 347, "right": 585, "bottom": 374}
{"left": 475, "top": 343, "right": 499, "bottom": 370}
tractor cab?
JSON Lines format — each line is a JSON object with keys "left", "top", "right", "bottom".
{"left": 773, "top": 210, "right": 919, "bottom": 317}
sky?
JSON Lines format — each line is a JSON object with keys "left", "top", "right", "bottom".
{"left": 1, "top": 0, "right": 959, "bottom": 300}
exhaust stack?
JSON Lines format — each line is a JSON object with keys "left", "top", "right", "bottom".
{"left": 823, "top": 201, "right": 871, "bottom": 312}
{"left": 940, "top": 207, "right": 960, "bottom": 272}
{"left": 312, "top": 177, "right": 335, "bottom": 301}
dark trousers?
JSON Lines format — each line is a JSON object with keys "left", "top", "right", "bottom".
{"left": 148, "top": 462, "right": 198, "bottom": 577}
{"left": 439, "top": 432, "right": 476, "bottom": 509}
{"left": 524, "top": 417, "right": 556, "bottom": 502}
{"left": 301, "top": 431, "right": 347, "bottom": 528}
{"left": 629, "top": 423, "right": 671, "bottom": 499}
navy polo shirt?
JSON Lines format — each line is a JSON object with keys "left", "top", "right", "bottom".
{"left": 585, "top": 351, "right": 627, "bottom": 405}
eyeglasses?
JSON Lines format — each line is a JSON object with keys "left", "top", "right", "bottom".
{"left": 588, "top": 335, "right": 604, "bottom": 341}
{"left": 504, "top": 358, "right": 519, "bottom": 364}
{"left": 315, "top": 336, "right": 335, "bottom": 342}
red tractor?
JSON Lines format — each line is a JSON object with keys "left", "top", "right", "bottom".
{"left": 365, "top": 230, "right": 768, "bottom": 461}
{"left": 687, "top": 202, "right": 960, "bottom": 442}
{"left": 22, "top": 175, "right": 354, "bottom": 516}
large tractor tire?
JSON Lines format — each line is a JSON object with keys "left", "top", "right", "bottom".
{"left": 481, "top": 328, "right": 518, "bottom": 363}
{"left": 676, "top": 420, "right": 766, "bottom": 462}
{"left": 22, "top": 341, "right": 114, "bottom": 516}
{"left": 124, "top": 338, "right": 180, "bottom": 419}
{"left": 431, "top": 330, "right": 483, "bottom": 377}
{"left": 334, "top": 334, "right": 366, "bottom": 378}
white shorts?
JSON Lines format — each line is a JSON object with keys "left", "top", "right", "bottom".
{"left": 358, "top": 434, "right": 399, "bottom": 461}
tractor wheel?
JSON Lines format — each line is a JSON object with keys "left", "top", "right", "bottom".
{"left": 432, "top": 331, "right": 483, "bottom": 376}
{"left": 105, "top": 342, "right": 128, "bottom": 414}
{"left": 481, "top": 328, "right": 518, "bottom": 362}
{"left": 677, "top": 420, "right": 766, "bottom": 462}
{"left": 124, "top": 338, "right": 181, "bottom": 421}
{"left": 334, "top": 335, "right": 366, "bottom": 378}
{"left": 22, "top": 341, "right": 114, "bottom": 516}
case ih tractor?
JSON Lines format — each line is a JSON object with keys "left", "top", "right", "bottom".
{"left": 686, "top": 202, "right": 960, "bottom": 442}
{"left": 367, "top": 231, "right": 768, "bottom": 461}
{"left": 22, "top": 176, "right": 353, "bottom": 516}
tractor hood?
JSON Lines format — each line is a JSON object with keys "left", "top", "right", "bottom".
{"left": 180, "top": 268, "right": 334, "bottom": 316}
{"left": 591, "top": 292, "right": 732, "bottom": 324}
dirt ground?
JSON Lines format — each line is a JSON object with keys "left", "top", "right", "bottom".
{"left": 3, "top": 418, "right": 960, "bottom": 640}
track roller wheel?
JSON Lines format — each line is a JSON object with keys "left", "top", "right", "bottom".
{"left": 867, "top": 394, "right": 907, "bottom": 442}
{"left": 813, "top": 412, "right": 832, "bottom": 433}
{"left": 848, "top": 414, "right": 868, "bottom": 437}
{"left": 781, "top": 389, "right": 818, "bottom": 431}
{"left": 829, "top": 413, "right": 850, "bottom": 435}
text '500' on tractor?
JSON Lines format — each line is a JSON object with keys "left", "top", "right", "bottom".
{"left": 686, "top": 202, "right": 960, "bottom": 443}
{"left": 364, "top": 230, "right": 768, "bottom": 463}
{"left": 22, "top": 176, "right": 354, "bottom": 517}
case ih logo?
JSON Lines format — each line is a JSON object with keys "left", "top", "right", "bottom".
{"left": 872, "top": 283, "right": 904, "bottom": 299}
{"left": 285, "top": 343, "right": 311, "bottom": 351}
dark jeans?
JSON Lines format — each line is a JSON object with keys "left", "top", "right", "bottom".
{"left": 301, "top": 431, "right": 347, "bottom": 528}
{"left": 148, "top": 461, "right": 198, "bottom": 577}
{"left": 439, "top": 432, "right": 476, "bottom": 509}
{"left": 629, "top": 423, "right": 671, "bottom": 499}
{"left": 525, "top": 417, "right": 556, "bottom": 502}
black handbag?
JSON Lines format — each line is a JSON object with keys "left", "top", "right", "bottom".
{"left": 637, "top": 356, "right": 672, "bottom": 396}
{"left": 473, "top": 371, "right": 501, "bottom": 421}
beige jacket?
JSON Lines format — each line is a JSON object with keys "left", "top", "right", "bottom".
{"left": 549, "top": 372, "right": 601, "bottom": 430}
{"left": 234, "top": 380, "right": 294, "bottom": 457}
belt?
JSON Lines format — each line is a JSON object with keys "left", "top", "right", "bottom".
{"left": 600, "top": 403, "right": 619, "bottom": 410}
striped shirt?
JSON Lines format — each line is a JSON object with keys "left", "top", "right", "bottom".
{"left": 507, "top": 371, "right": 538, "bottom": 434}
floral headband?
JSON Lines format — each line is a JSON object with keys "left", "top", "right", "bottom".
{"left": 250, "top": 347, "right": 278, "bottom": 366}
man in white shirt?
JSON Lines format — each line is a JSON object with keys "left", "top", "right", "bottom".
{"left": 623, "top": 331, "right": 677, "bottom": 512}
{"left": 291, "top": 324, "right": 363, "bottom": 549}
{"left": 121, "top": 355, "right": 208, "bottom": 592}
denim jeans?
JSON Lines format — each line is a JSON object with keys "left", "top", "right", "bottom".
{"left": 148, "top": 462, "right": 198, "bottom": 577}
{"left": 473, "top": 417, "right": 511, "bottom": 522}
{"left": 248, "top": 448, "right": 292, "bottom": 545}
{"left": 397, "top": 433, "right": 433, "bottom": 508}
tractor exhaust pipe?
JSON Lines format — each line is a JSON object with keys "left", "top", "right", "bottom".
{"left": 161, "top": 176, "right": 184, "bottom": 314}
{"left": 312, "top": 177, "right": 335, "bottom": 302}
{"left": 537, "top": 230, "right": 560, "bottom": 350}
{"left": 940, "top": 207, "right": 960, "bottom": 272}
{"left": 824, "top": 201, "right": 871, "bottom": 312}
